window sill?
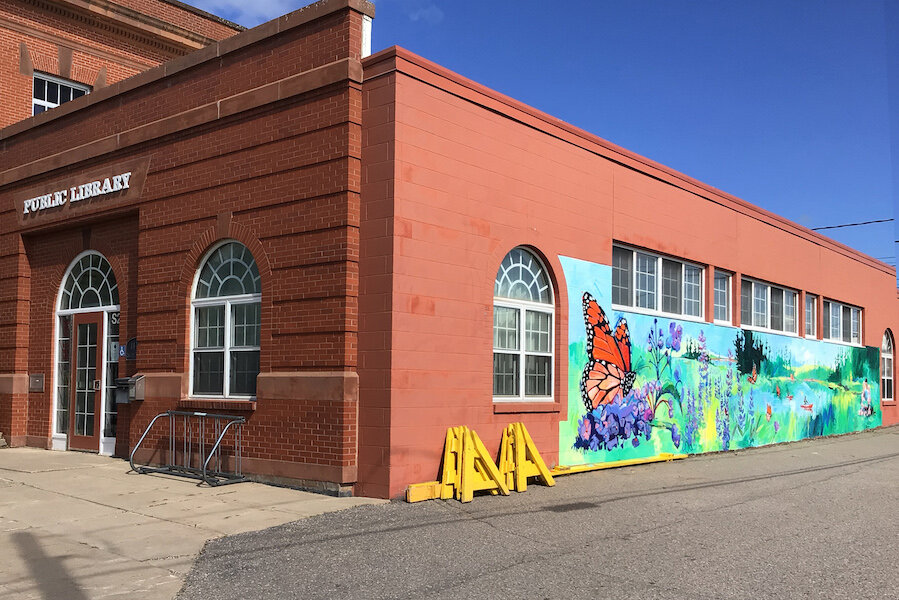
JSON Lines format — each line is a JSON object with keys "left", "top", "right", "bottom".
{"left": 179, "top": 398, "right": 256, "bottom": 411}
{"left": 881, "top": 400, "right": 896, "bottom": 407}
{"left": 611, "top": 304, "right": 706, "bottom": 324}
{"left": 493, "top": 402, "right": 560, "bottom": 414}
{"left": 820, "top": 338, "right": 864, "bottom": 349}
{"left": 740, "top": 324, "right": 800, "bottom": 338}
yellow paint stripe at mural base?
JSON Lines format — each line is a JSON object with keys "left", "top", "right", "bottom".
{"left": 551, "top": 453, "right": 688, "bottom": 476}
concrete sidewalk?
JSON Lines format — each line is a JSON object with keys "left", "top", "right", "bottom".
{"left": 0, "top": 448, "right": 385, "bottom": 599}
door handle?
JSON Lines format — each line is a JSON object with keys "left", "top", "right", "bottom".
{"left": 93, "top": 380, "right": 101, "bottom": 391}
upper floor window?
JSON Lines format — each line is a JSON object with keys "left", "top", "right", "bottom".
{"left": 493, "top": 248, "right": 553, "bottom": 402}
{"left": 713, "top": 270, "right": 731, "bottom": 323}
{"left": 739, "top": 278, "right": 797, "bottom": 335}
{"left": 805, "top": 293, "right": 817, "bottom": 337}
{"left": 33, "top": 72, "right": 89, "bottom": 116}
{"left": 822, "top": 299, "right": 861, "bottom": 345}
{"left": 612, "top": 245, "right": 703, "bottom": 319}
{"left": 191, "top": 241, "right": 261, "bottom": 398}
{"left": 882, "top": 331, "right": 894, "bottom": 402}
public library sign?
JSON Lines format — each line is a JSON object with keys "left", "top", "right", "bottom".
{"left": 15, "top": 158, "right": 149, "bottom": 227}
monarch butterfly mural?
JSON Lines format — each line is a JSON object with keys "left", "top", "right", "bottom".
{"left": 559, "top": 256, "right": 881, "bottom": 467}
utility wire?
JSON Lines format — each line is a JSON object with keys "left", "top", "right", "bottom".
{"left": 811, "top": 218, "right": 893, "bottom": 231}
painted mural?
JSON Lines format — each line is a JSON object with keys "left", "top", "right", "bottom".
{"left": 558, "top": 256, "right": 881, "bottom": 466}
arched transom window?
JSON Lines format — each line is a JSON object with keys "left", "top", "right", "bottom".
{"left": 493, "top": 248, "right": 554, "bottom": 401}
{"left": 191, "top": 241, "right": 261, "bottom": 397}
{"left": 60, "top": 252, "right": 119, "bottom": 310}
{"left": 882, "top": 331, "right": 894, "bottom": 403}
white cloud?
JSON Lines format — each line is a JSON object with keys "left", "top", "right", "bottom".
{"left": 189, "top": 0, "right": 306, "bottom": 28}
{"left": 407, "top": 4, "right": 443, "bottom": 24}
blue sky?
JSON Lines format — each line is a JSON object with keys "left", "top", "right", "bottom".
{"left": 192, "top": 0, "right": 897, "bottom": 272}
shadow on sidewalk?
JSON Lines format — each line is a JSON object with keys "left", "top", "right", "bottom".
{"left": 12, "top": 530, "right": 89, "bottom": 600}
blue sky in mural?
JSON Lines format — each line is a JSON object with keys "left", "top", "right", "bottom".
{"left": 190, "top": 0, "right": 896, "bottom": 268}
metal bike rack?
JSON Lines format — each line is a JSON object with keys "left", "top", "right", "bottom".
{"left": 130, "top": 410, "right": 247, "bottom": 486}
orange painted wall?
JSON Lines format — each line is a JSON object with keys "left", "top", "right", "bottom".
{"left": 360, "top": 47, "right": 899, "bottom": 498}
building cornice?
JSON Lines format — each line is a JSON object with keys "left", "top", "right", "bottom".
{"left": 362, "top": 46, "right": 895, "bottom": 278}
{"left": 32, "top": 0, "right": 225, "bottom": 53}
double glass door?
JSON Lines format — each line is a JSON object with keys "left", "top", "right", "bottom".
{"left": 67, "top": 312, "right": 104, "bottom": 451}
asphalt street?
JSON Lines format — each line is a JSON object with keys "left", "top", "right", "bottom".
{"left": 178, "top": 427, "right": 899, "bottom": 600}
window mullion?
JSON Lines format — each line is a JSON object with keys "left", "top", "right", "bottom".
{"left": 223, "top": 300, "right": 231, "bottom": 397}
{"left": 657, "top": 256, "right": 662, "bottom": 312}
{"left": 519, "top": 305, "right": 526, "bottom": 399}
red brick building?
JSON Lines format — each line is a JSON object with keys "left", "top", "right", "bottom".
{"left": 1, "top": 0, "right": 896, "bottom": 499}
{"left": 0, "top": 0, "right": 241, "bottom": 129}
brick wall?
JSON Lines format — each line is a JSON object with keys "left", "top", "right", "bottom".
{"left": 0, "top": 0, "right": 374, "bottom": 492}
{"left": 360, "top": 47, "right": 899, "bottom": 498}
{"left": 0, "top": 0, "right": 240, "bottom": 130}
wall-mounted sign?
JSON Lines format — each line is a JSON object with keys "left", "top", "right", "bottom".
{"left": 15, "top": 157, "right": 149, "bottom": 229}
{"left": 22, "top": 172, "right": 131, "bottom": 216}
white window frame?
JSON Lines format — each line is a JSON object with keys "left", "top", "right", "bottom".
{"left": 50, "top": 250, "right": 120, "bottom": 455}
{"left": 33, "top": 72, "right": 90, "bottom": 115}
{"left": 189, "top": 242, "right": 262, "bottom": 399}
{"left": 804, "top": 293, "right": 817, "bottom": 338}
{"left": 739, "top": 277, "right": 799, "bottom": 336}
{"left": 882, "top": 331, "right": 894, "bottom": 403}
{"left": 713, "top": 270, "right": 732, "bottom": 325}
{"left": 611, "top": 244, "right": 705, "bottom": 322}
{"left": 821, "top": 299, "right": 863, "bottom": 347}
{"left": 492, "top": 298, "right": 554, "bottom": 403}
{"left": 493, "top": 248, "right": 554, "bottom": 403}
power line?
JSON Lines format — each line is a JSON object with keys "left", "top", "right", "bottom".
{"left": 811, "top": 218, "right": 894, "bottom": 231}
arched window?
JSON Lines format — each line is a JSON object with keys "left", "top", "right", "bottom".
{"left": 191, "top": 241, "right": 261, "bottom": 397}
{"left": 493, "top": 247, "right": 554, "bottom": 401}
{"left": 882, "top": 330, "right": 894, "bottom": 403}
{"left": 60, "top": 252, "right": 119, "bottom": 310}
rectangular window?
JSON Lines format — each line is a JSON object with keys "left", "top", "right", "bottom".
{"left": 493, "top": 307, "right": 519, "bottom": 396}
{"left": 822, "top": 299, "right": 863, "bottom": 345}
{"left": 635, "top": 252, "right": 657, "bottom": 310}
{"left": 493, "top": 304, "right": 553, "bottom": 400}
{"left": 805, "top": 294, "right": 817, "bottom": 337}
{"left": 713, "top": 271, "right": 731, "bottom": 323}
{"left": 33, "top": 72, "right": 89, "bottom": 116}
{"left": 612, "top": 245, "right": 704, "bottom": 318}
{"left": 770, "top": 287, "right": 783, "bottom": 331}
{"left": 661, "top": 259, "right": 682, "bottom": 314}
{"left": 830, "top": 302, "right": 841, "bottom": 340}
{"left": 612, "top": 246, "right": 632, "bottom": 306}
{"left": 752, "top": 282, "right": 768, "bottom": 328}
{"left": 683, "top": 265, "right": 702, "bottom": 317}
{"left": 742, "top": 278, "right": 798, "bottom": 335}
{"left": 740, "top": 279, "right": 752, "bottom": 326}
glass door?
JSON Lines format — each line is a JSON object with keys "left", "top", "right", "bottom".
{"left": 68, "top": 312, "right": 104, "bottom": 451}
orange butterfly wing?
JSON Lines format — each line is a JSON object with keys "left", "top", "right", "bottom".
{"left": 580, "top": 292, "right": 635, "bottom": 411}
{"left": 581, "top": 360, "right": 627, "bottom": 410}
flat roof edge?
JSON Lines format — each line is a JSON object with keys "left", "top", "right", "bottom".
{"left": 363, "top": 46, "right": 895, "bottom": 277}
{"left": 0, "top": 0, "right": 374, "bottom": 142}
{"left": 158, "top": 0, "right": 246, "bottom": 31}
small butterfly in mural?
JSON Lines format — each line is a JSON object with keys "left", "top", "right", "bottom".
{"left": 747, "top": 364, "right": 758, "bottom": 384}
{"left": 580, "top": 292, "right": 637, "bottom": 411}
